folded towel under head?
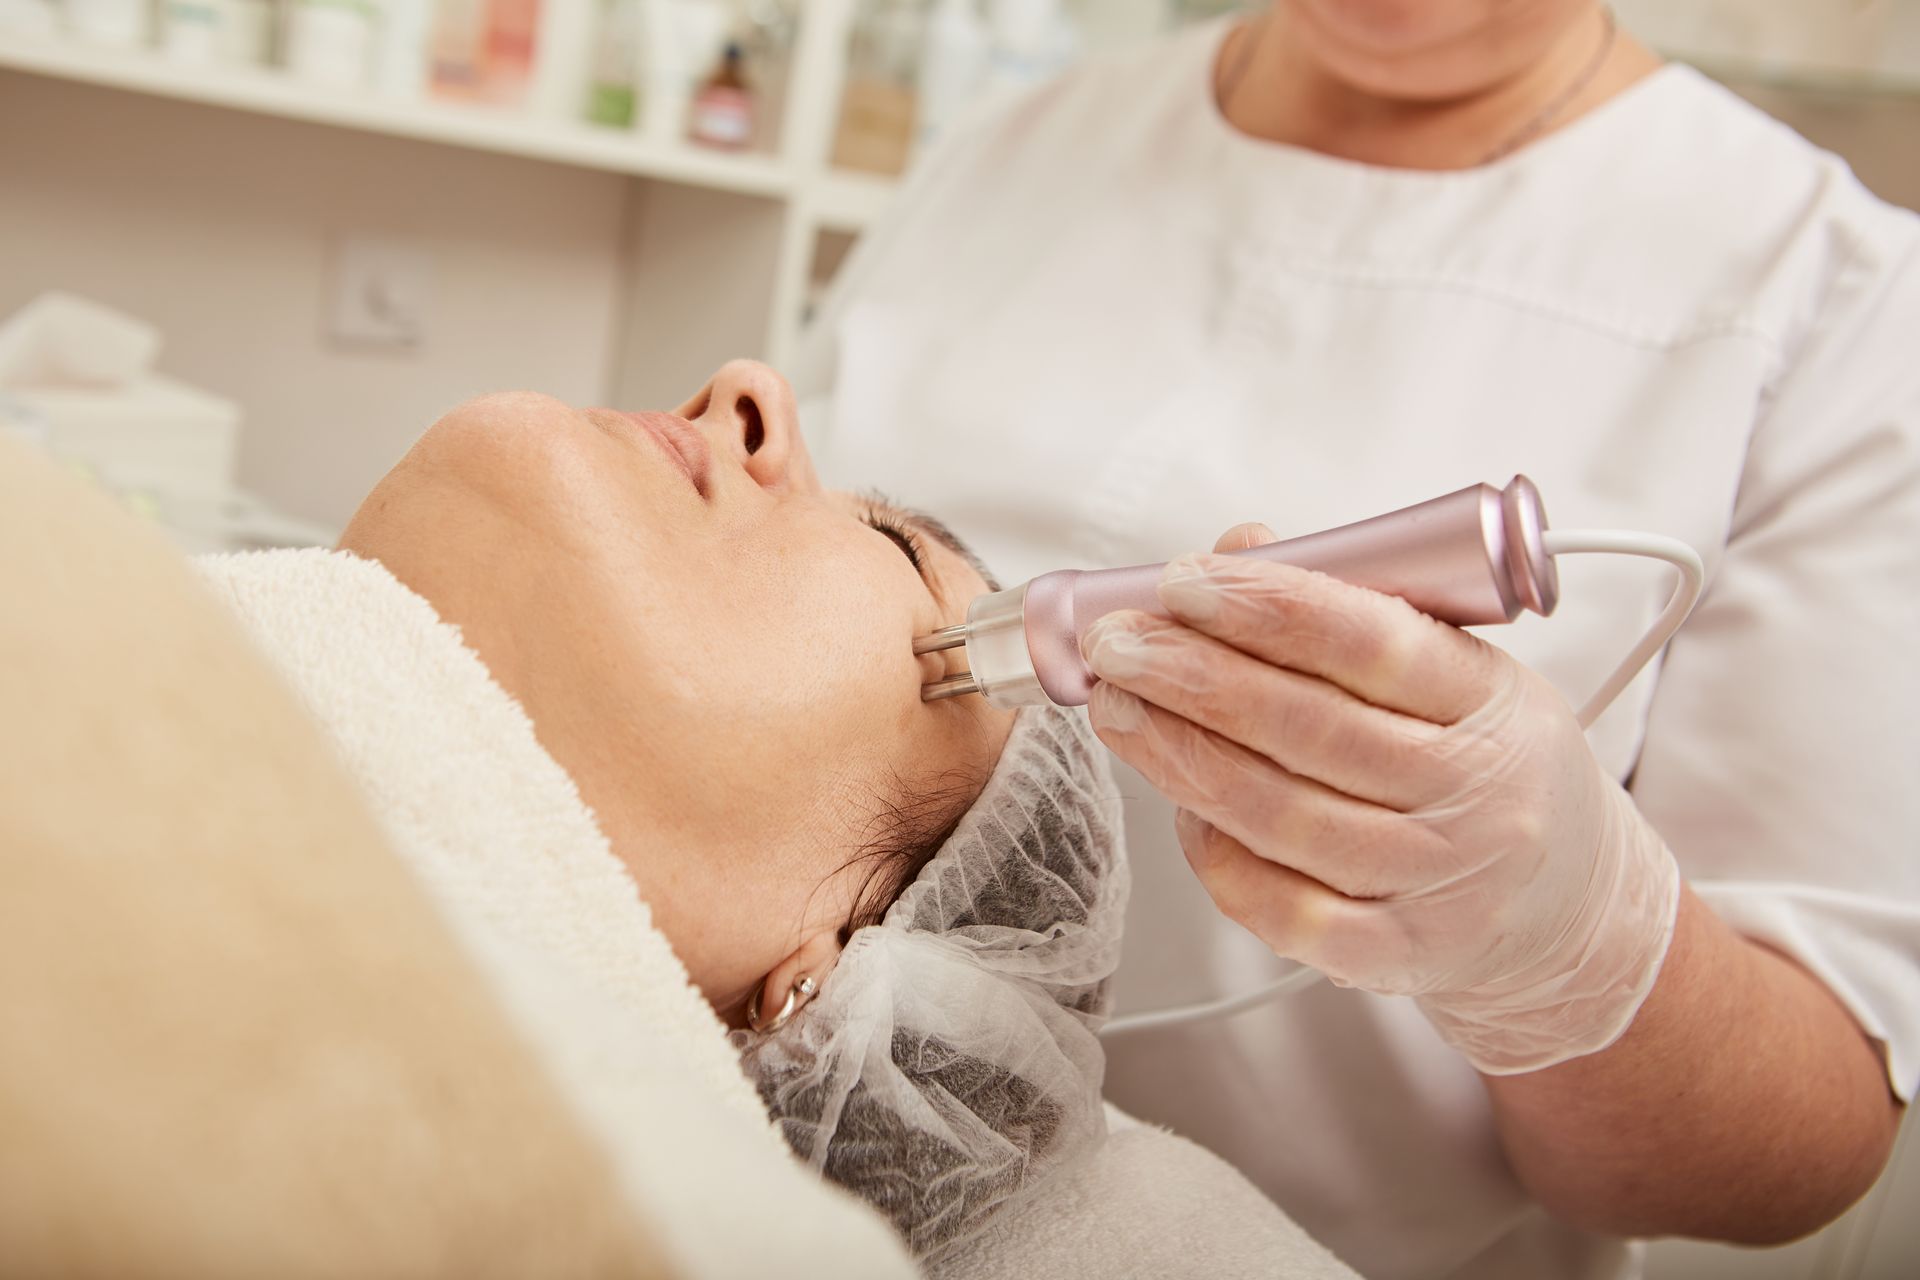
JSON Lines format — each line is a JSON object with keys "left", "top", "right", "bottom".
{"left": 197, "top": 547, "right": 916, "bottom": 1280}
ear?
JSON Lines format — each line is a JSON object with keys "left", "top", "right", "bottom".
{"left": 744, "top": 928, "right": 844, "bottom": 1031}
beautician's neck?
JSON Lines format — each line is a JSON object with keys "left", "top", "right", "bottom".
{"left": 1221, "top": 5, "right": 1662, "bottom": 171}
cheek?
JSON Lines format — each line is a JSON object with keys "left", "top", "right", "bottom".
{"left": 752, "top": 540, "right": 935, "bottom": 707}
{"left": 409, "top": 393, "right": 590, "bottom": 495}
{"left": 632, "top": 540, "right": 931, "bottom": 810}
{"left": 614, "top": 556, "right": 1006, "bottom": 1001}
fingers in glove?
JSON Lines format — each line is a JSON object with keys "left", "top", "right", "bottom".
{"left": 1090, "top": 683, "right": 1447, "bottom": 900}
{"left": 1084, "top": 610, "right": 1451, "bottom": 812}
{"left": 1211, "top": 522, "right": 1277, "bottom": 553}
{"left": 1172, "top": 809, "right": 1408, "bottom": 982}
{"left": 1155, "top": 553, "right": 1501, "bottom": 726}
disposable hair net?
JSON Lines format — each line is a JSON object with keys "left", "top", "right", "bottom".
{"left": 735, "top": 704, "right": 1129, "bottom": 1264}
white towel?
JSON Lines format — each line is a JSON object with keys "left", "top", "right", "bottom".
{"left": 935, "top": 1106, "right": 1363, "bottom": 1280}
{"left": 196, "top": 547, "right": 916, "bottom": 1280}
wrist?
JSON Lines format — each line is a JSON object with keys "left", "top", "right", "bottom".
{"left": 1420, "top": 791, "right": 1681, "bottom": 1075}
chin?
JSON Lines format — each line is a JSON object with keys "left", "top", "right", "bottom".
{"left": 1308, "top": 46, "right": 1497, "bottom": 104}
{"left": 1294, "top": 0, "right": 1488, "bottom": 48}
{"left": 1290, "top": 0, "right": 1558, "bottom": 98}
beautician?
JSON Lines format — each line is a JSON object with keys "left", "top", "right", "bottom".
{"left": 794, "top": 2, "right": 1920, "bottom": 1275}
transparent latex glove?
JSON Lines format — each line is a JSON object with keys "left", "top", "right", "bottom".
{"left": 1081, "top": 525, "right": 1680, "bottom": 1075}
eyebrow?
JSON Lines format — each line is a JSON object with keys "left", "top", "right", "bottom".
{"left": 865, "top": 490, "right": 1001, "bottom": 591}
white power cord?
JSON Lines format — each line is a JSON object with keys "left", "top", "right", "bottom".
{"left": 1542, "top": 530, "right": 1706, "bottom": 728}
{"left": 1099, "top": 963, "right": 1326, "bottom": 1038}
{"left": 1099, "top": 531, "right": 1708, "bottom": 1040}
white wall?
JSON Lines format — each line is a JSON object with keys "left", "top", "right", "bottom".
{"left": 0, "top": 71, "right": 630, "bottom": 530}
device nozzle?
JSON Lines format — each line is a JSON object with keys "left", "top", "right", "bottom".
{"left": 921, "top": 673, "right": 981, "bottom": 701}
{"left": 915, "top": 624, "right": 979, "bottom": 701}
{"left": 912, "top": 624, "right": 969, "bottom": 656}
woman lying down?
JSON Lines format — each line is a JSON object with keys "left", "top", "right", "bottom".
{"left": 197, "top": 360, "right": 1354, "bottom": 1277}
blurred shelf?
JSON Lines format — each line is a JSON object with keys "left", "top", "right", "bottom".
{"left": 0, "top": 33, "right": 797, "bottom": 199}
{"left": 810, "top": 169, "right": 901, "bottom": 234}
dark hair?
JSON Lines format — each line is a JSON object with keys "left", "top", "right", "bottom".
{"left": 836, "top": 767, "right": 986, "bottom": 940}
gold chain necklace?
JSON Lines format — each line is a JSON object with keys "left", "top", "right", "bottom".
{"left": 1480, "top": 7, "right": 1618, "bottom": 164}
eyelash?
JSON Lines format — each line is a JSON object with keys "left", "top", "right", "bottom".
{"left": 863, "top": 511, "right": 925, "bottom": 573}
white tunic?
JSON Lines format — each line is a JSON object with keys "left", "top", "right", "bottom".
{"left": 794, "top": 20, "right": 1920, "bottom": 1279}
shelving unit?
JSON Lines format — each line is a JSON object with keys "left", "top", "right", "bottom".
{"left": 0, "top": 35, "right": 802, "bottom": 196}
{"left": 0, "top": 0, "right": 898, "bottom": 373}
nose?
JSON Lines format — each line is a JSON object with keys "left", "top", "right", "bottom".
{"left": 677, "top": 360, "right": 818, "bottom": 493}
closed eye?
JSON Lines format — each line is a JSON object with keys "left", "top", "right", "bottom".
{"left": 860, "top": 489, "right": 997, "bottom": 591}
{"left": 864, "top": 511, "right": 926, "bottom": 575}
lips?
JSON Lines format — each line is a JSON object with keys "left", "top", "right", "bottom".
{"left": 616, "top": 410, "right": 712, "bottom": 496}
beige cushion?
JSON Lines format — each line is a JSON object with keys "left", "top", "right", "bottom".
{"left": 0, "top": 435, "right": 671, "bottom": 1280}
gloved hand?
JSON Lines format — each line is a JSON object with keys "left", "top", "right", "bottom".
{"left": 1081, "top": 527, "right": 1680, "bottom": 1074}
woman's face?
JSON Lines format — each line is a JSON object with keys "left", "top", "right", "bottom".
{"left": 338, "top": 361, "right": 1012, "bottom": 1016}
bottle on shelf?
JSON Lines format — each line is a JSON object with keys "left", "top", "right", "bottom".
{"left": 831, "top": 0, "right": 922, "bottom": 175}
{"left": 223, "top": 0, "right": 273, "bottom": 65}
{"left": 478, "top": 0, "right": 540, "bottom": 104}
{"left": 64, "top": 0, "right": 151, "bottom": 46}
{"left": 0, "top": 0, "right": 61, "bottom": 39}
{"left": 374, "top": 0, "right": 433, "bottom": 97}
{"left": 158, "top": 0, "right": 227, "bottom": 63}
{"left": 157, "top": 0, "right": 270, "bottom": 69}
{"left": 429, "top": 0, "right": 486, "bottom": 96}
{"left": 584, "top": 0, "right": 641, "bottom": 127}
{"left": 428, "top": 0, "right": 543, "bottom": 106}
{"left": 285, "top": 0, "right": 379, "bottom": 88}
{"left": 687, "top": 39, "right": 754, "bottom": 150}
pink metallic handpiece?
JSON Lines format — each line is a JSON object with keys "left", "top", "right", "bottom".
{"left": 915, "top": 477, "right": 1560, "bottom": 709}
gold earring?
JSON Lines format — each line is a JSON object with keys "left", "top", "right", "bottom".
{"left": 747, "top": 972, "right": 817, "bottom": 1034}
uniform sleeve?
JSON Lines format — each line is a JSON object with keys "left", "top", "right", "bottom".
{"left": 1629, "top": 213, "right": 1920, "bottom": 1100}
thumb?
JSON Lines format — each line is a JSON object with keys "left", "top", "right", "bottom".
{"left": 1212, "top": 521, "right": 1278, "bottom": 553}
